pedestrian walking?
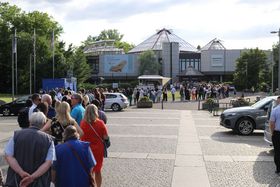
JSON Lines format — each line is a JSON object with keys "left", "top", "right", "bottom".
{"left": 171, "top": 86, "right": 176, "bottom": 102}
{"left": 269, "top": 96, "right": 280, "bottom": 174}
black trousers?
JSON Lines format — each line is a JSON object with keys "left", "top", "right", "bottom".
{"left": 272, "top": 131, "right": 280, "bottom": 171}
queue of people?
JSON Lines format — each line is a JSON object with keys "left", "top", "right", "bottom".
{"left": 3, "top": 88, "right": 110, "bottom": 187}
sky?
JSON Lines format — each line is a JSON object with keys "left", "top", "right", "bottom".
{"left": 6, "top": 0, "right": 280, "bottom": 50}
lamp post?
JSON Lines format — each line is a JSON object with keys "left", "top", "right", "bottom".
{"left": 271, "top": 28, "right": 280, "bottom": 90}
{"left": 271, "top": 52, "right": 274, "bottom": 94}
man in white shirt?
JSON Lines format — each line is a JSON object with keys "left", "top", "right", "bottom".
{"left": 28, "top": 93, "right": 41, "bottom": 120}
{"left": 171, "top": 86, "right": 176, "bottom": 102}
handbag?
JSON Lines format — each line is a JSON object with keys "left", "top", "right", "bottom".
{"left": 66, "top": 142, "right": 95, "bottom": 187}
{"left": 87, "top": 122, "right": 110, "bottom": 158}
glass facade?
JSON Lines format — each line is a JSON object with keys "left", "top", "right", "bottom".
{"left": 128, "top": 28, "right": 197, "bottom": 53}
{"left": 179, "top": 53, "right": 201, "bottom": 73}
{"left": 87, "top": 56, "right": 99, "bottom": 74}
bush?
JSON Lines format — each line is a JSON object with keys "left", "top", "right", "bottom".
{"left": 231, "top": 97, "right": 249, "bottom": 107}
{"left": 204, "top": 98, "right": 215, "bottom": 104}
{"left": 138, "top": 96, "right": 152, "bottom": 102}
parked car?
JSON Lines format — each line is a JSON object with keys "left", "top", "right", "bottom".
{"left": 0, "top": 95, "right": 31, "bottom": 116}
{"left": 264, "top": 98, "right": 278, "bottom": 145}
{"left": 220, "top": 96, "right": 277, "bottom": 135}
{"left": 104, "top": 93, "right": 129, "bottom": 111}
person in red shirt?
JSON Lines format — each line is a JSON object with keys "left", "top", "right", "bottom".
{"left": 80, "top": 104, "right": 109, "bottom": 187}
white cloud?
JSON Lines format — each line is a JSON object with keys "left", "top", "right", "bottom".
{"left": 7, "top": 0, "right": 280, "bottom": 49}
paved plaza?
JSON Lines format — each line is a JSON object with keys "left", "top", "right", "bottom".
{"left": 1, "top": 97, "right": 280, "bottom": 186}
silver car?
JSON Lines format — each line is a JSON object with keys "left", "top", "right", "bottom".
{"left": 264, "top": 98, "right": 278, "bottom": 145}
{"left": 220, "top": 96, "right": 277, "bottom": 135}
{"left": 104, "top": 93, "right": 129, "bottom": 111}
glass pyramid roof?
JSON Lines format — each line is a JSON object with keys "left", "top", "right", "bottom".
{"left": 128, "top": 28, "right": 197, "bottom": 53}
{"left": 201, "top": 38, "right": 226, "bottom": 50}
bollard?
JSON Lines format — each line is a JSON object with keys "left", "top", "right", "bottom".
{"left": 161, "top": 99, "right": 163, "bottom": 110}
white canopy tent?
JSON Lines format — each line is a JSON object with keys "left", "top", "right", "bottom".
{"left": 137, "top": 75, "right": 171, "bottom": 89}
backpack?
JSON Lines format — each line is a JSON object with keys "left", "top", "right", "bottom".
{"left": 17, "top": 107, "right": 30, "bottom": 128}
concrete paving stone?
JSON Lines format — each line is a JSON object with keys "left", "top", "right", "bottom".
{"left": 197, "top": 127, "right": 236, "bottom": 137}
{"left": 206, "top": 161, "right": 280, "bottom": 187}
{"left": 175, "top": 155, "right": 205, "bottom": 167}
{"left": 107, "top": 126, "right": 178, "bottom": 136}
{"left": 199, "top": 135, "right": 268, "bottom": 144}
{"left": 176, "top": 143, "right": 202, "bottom": 155}
{"left": 119, "top": 152, "right": 148, "bottom": 159}
{"left": 232, "top": 156, "right": 273, "bottom": 162}
{"left": 200, "top": 140, "right": 273, "bottom": 156}
{"left": 178, "top": 131, "right": 197, "bottom": 137}
{"left": 110, "top": 134, "right": 177, "bottom": 139}
{"left": 196, "top": 125, "right": 225, "bottom": 128}
{"left": 107, "top": 123, "right": 179, "bottom": 127}
{"left": 179, "top": 126, "right": 196, "bottom": 132}
{"left": 147, "top": 153, "right": 175, "bottom": 160}
{"left": 172, "top": 166, "right": 210, "bottom": 187}
{"left": 108, "top": 118, "right": 180, "bottom": 126}
{"left": 204, "top": 155, "right": 234, "bottom": 162}
{"left": 102, "top": 158, "right": 174, "bottom": 187}
{"left": 177, "top": 136, "right": 199, "bottom": 143}
{"left": 108, "top": 152, "right": 122, "bottom": 158}
{"left": 109, "top": 137, "right": 177, "bottom": 154}
{"left": 107, "top": 111, "right": 180, "bottom": 118}
{"left": 109, "top": 116, "right": 180, "bottom": 120}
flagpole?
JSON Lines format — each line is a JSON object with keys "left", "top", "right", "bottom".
{"left": 52, "top": 30, "right": 55, "bottom": 79}
{"left": 15, "top": 29, "right": 17, "bottom": 95}
{"left": 30, "top": 54, "right": 32, "bottom": 94}
{"left": 11, "top": 31, "right": 15, "bottom": 101}
{"left": 33, "top": 29, "right": 36, "bottom": 93}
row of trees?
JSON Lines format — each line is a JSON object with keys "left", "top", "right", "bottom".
{"left": 233, "top": 46, "right": 279, "bottom": 92}
{"left": 0, "top": 2, "right": 93, "bottom": 94}
{"left": 0, "top": 2, "right": 134, "bottom": 94}
{"left": 1, "top": 2, "right": 279, "bottom": 94}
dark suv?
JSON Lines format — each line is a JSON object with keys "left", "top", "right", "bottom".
{"left": 0, "top": 95, "right": 31, "bottom": 116}
{"left": 220, "top": 96, "right": 277, "bottom": 135}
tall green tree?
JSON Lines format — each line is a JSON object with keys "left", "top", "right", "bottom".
{"left": 68, "top": 48, "right": 91, "bottom": 87}
{"left": 82, "top": 29, "right": 134, "bottom": 53}
{"left": 272, "top": 43, "right": 280, "bottom": 91}
{"left": 233, "top": 48, "right": 267, "bottom": 91}
{"left": 0, "top": 2, "right": 63, "bottom": 93}
{"left": 138, "top": 50, "right": 161, "bottom": 75}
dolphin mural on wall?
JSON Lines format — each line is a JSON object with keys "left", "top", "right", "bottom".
{"left": 110, "top": 60, "right": 127, "bottom": 72}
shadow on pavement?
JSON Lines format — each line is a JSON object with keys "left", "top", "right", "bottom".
{"left": 210, "top": 131, "right": 272, "bottom": 149}
{"left": 253, "top": 151, "right": 280, "bottom": 186}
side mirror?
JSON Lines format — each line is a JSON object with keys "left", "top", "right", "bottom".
{"left": 264, "top": 105, "right": 269, "bottom": 112}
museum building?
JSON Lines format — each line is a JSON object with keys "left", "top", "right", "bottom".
{"left": 84, "top": 28, "right": 248, "bottom": 83}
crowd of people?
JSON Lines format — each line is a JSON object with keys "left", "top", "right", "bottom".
{"left": 3, "top": 87, "right": 110, "bottom": 187}
{"left": 117, "top": 82, "right": 236, "bottom": 105}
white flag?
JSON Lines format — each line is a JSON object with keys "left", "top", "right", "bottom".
{"left": 12, "top": 29, "right": 17, "bottom": 54}
{"left": 51, "top": 30, "right": 54, "bottom": 48}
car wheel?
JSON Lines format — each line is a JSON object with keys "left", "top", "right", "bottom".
{"left": 111, "top": 103, "right": 121, "bottom": 111}
{"left": 234, "top": 117, "right": 254, "bottom": 135}
{"left": 2, "top": 107, "right": 11, "bottom": 116}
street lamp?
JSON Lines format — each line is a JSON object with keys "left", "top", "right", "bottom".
{"left": 271, "top": 28, "right": 280, "bottom": 90}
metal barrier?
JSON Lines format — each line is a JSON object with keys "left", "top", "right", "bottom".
{"left": 209, "top": 101, "right": 232, "bottom": 116}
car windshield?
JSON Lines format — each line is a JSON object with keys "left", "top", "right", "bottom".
{"left": 251, "top": 97, "right": 273, "bottom": 109}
